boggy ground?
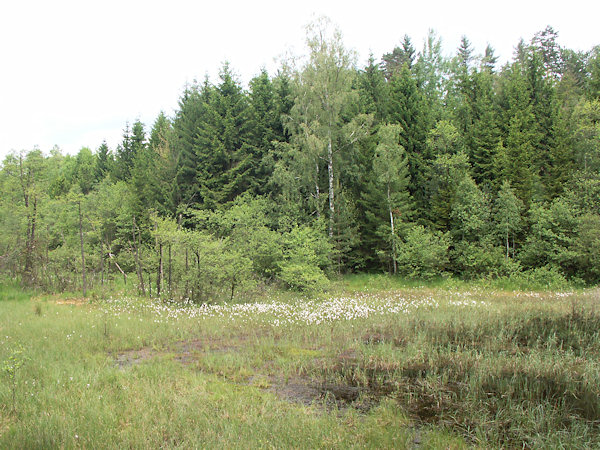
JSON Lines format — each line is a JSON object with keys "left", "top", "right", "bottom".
{"left": 1, "top": 281, "right": 600, "bottom": 448}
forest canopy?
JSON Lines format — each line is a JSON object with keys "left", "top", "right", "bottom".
{"left": 2, "top": 20, "right": 600, "bottom": 299}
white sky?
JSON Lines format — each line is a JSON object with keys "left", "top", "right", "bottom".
{"left": 1, "top": 0, "right": 598, "bottom": 160}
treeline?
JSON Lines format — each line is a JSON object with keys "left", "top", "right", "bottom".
{"left": 2, "top": 20, "right": 600, "bottom": 298}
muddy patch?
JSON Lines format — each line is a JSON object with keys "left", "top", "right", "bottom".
{"left": 113, "top": 336, "right": 245, "bottom": 369}
{"left": 114, "top": 347, "right": 159, "bottom": 369}
{"left": 266, "top": 377, "right": 323, "bottom": 407}
{"left": 176, "top": 337, "right": 242, "bottom": 354}
{"left": 250, "top": 375, "right": 380, "bottom": 413}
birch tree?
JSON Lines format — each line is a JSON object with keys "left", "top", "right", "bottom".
{"left": 372, "top": 124, "right": 412, "bottom": 274}
{"left": 290, "top": 17, "right": 357, "bottom": 237}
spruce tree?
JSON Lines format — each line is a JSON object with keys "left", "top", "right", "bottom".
{"left": 172, "top": 80, "right": 212, "bottom": 207}
{"left": 588, "top": 46, "right": 600, "bottom": 100}
{"left": 386, "top": 63, "right": 430, "bottom": 213}
{"left": 95, "top": 140, "right": 112, "bottom": 181}
{"left": 381, "top": 34, "right": 416, "bottom": 79}
{"left": 469, "top": 68, "right": 501, "bottom": 185}
{"left": 495, "top": 62, "right": 542, "bottom": 204}
{"left": 248, "top": 69, "right": 282, "bottom": 195}
{"left": 414, "top": 30, "right": 445, "bottom": 125}
{"left": 494, "top": 180, "right": 523, "bottom": 258}
{"left": 357, "top": 55, "right": 388, "bottom": 122}
{"left": 193, "top": 63, "right": 254, "bottom": 208}
{"left": 114, "top": 123, "right": 132, "bottom": 181}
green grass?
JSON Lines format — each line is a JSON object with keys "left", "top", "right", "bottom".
{"left": 1, "top": 279, "right": 599, "bottom": 448}
{"left": 0, "top": 281, "right": 35, "bottom": 303}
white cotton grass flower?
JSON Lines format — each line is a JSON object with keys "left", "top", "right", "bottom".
{"left": 98, "top": 290, "right": 492, "bottom": 326}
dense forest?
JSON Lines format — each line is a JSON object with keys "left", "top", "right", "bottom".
{"left": 2, "top": 20, "right": 600, "bottom": 299}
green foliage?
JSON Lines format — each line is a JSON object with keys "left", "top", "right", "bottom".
{"left": 280, "top": 223, "right": 331, "bottom": 270}
{"left": 425, "top": 120, "right": 463, "bottom": 156}
{"left": 494, "top": 180, "right": 524, "bottom": 258}
{"left": 572, "top": 99, "right": 600, "bottom": 173}
{"left": 450, "top": 177, "right": 511, "bottom": 279}
{"left": 172, "top": 80, "right": 211, "bottom": 206}
{"left": 193, "top": 195, "right": 284, "bottom": 279}
{"left": 414, "top": 30, "right": 445, "bottom": 125}
{"left": 278, "top": 262, "right": 329, "bottom": 293}
{"left": 381, "top": 35, "right": 416, "bottom": 79}
{"left": 386, "top": 63, "right": 430, "bottom": 211}
{"left": 330, "top": 188, "right": 361, "bottom": 272}
{"left": 520, "top": 198, "right": 580, "bottom": 277}
{"left": 357, "top": 55, "right": 388, "bottom": 120}
{"left": 451, "top": 240, "right": 507, "bottom": 279}
{"left": 95, "top": 141, "right": 113, "bottom": 181}
{"left": 2, "top": 24, "right": 600, "bottom": 290}
{"left": 247, "top": 69, "right": 286, "bottom": 195}
{"left": 73, "top": 147, "right": 96, "bottom": 194}
{"left": 395, "top": 225, "right": 450, "bottom": 280}
{"left": 114, "top": 121, "right": 146, "bottom": 181}
{"left": 368, "top": 124, "right": 413, "bottom": 272}
{"left": 450, "top": 175, "right": 490, "bottom": 242}
{"left": 427, "top": 151, "right": 470, "bottom": 230}
{"left": 573, "top": 213, "right": 600, "bottom": 283}
{"left": 2, "top": 345, "right": 27, "bottom": 413}
{"left": 588, "top": 46, "right": 600, "bottom": 99}
{"left": 511, "top": 265, "right": 570, "bottom": 290}
{"left": 178, "top": 229, "right": 253, "bottom": 303}
{"left": 520, "top": 197, "right": 600, "bottom": 282}
{"left": 188, "top": 65, "right": 256, "bottom": 209}
{"left": 277, "top": 223, "right": 331, "bottom": 292}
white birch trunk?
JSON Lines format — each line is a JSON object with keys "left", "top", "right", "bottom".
{"left": 315, "top": 162, "right": 320, "bottom": 218}
{"left": 328, "top": 134, "right": 334, "bottom": 238}
{"left": 388, "top": 185, "right": 397, "bottom": 275}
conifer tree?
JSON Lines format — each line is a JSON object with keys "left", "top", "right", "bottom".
{"left": 95, "top": 141, "right": 112, "bottom": 181}
{"left": 448, "top": 36, "right": 475, "bottom": 144}
{"left": 247, "top": 69, "right": 282, "bottom": 195}
{"left": 357, "top": 55, "right": 388, "bottom": 122}
{"left": 494, "top": 180, "right": 523, "bottom": 258}
{"left": 414, "top": 30, "right": 445, "bottom": 125}
{"left": 381, "top": 34, "right": 416, "bottom": 79}
{"left": 572, "top": 99, "right": 600, "bottom": 173}
{"left": 469, "top": 68, "right": 501, "bottom": 185}
{"left": 192, "top": 64, "right": 255, "bottom": 208}
{"left": 173, "top": 80, "right": 212, "bottom": 207}
{"left": 427, "top": 151, "right": 471, "bottom": 231}
{"left": 114, "top": 122, "right": 133, "bottom": 181}
{"left": 588, "top": 46, "right": 600, "bottom": 100}
{"left": 387, "top": 63, "right": 430, "bottom": 212}
{"left": 495, "top": 63, "right": 542, "bottom": 204}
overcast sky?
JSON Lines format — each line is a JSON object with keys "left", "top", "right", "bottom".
{"left": 1, "top": 0, "right": 598, "bottom": 160}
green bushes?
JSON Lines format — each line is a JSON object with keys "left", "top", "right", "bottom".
{"left": 278, "top": 263, "right": 329, "bottom": 292}
{"left": 395, "top": 225, "right": 450, "bottom": 280}
{"left": 277, "top": 223, "right": 331, "bottom": 292}
{"left": 149, "top": 198, "right": 335, "bottom": 299}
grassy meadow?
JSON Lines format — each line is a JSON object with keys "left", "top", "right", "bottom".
{"left": 1, "top": 277, "right": 600, "bottom": 448}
